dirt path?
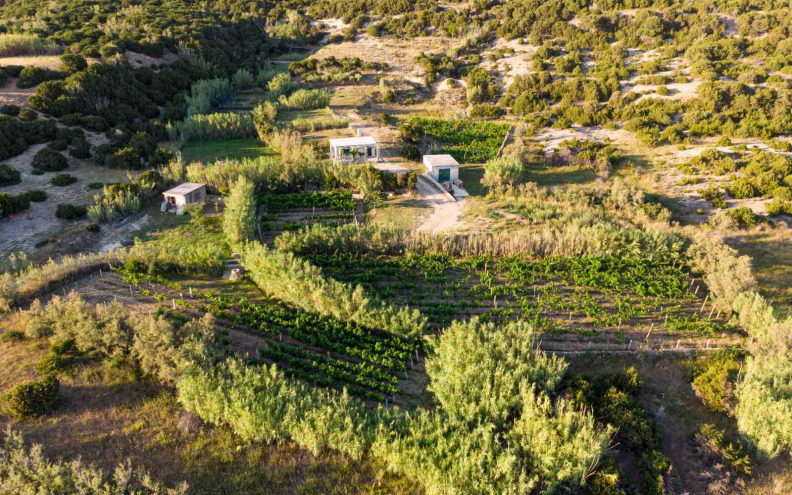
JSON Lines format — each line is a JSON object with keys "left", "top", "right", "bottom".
{"left": 415, "top": 177, "right": 465, "bottom": 233}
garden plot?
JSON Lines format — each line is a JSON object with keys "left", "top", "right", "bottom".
{"left": 259, "top": 192, "right": 363, "bottom": 242}
{"left": 61, "top": 269, "right": 426, "bottom": 407}
{"left": 305, "top": 254, "right": 742, "bottom": 352}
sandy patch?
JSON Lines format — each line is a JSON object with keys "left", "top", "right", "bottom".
{"left": 479, "top": 38, "right": 538, "bottom": 87}
{"left": 124, "top": 51, "right": 179, "bottom": 68}
{"left": 532, "top": 126, "right": 636, "bottom": 149}
{"left": 415, "top": 176, "right": 465, "bottom": 233}
{"left": 310, "top": 35, "right": 456, "bottom": 84}
{"left": 313, "top": 18, "right": 348, "bottom": 39}
{"left": 0, "top": 55, "right": 63, "bottom": 70}
{"left": 0, "top": 79, "right": 37, "bottom": 107}
{"left": 0, "top": 144, "right": 130, "bottom": 256}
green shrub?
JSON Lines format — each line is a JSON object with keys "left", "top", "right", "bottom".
{"left": 0, "top": 164, "right": 21, "bottom": 186}
{"left": 87, "top": 182, "right": 104, "bottom": 189}
{"left": 701, "top": 186, "right": 726, "bottom": 208}
{"left": 400, "top": 144, "right": 420, "bottom": 160}
{"left": 696, "top": 424, "right": 752, "bottom": 476}
{"left": 2, "top": 375, "right": 59, "bottom": 419}
{"left": 723, "top": 207, "right": 765, "bottom": 228}
{"left": 772, "top": 186, "right": 792, "bottom": 201}
{"left": 17, "top": 66, "right": 62, "bottom": 89}
{"left": 766, "top": 198, "right": 792, "bottom": 216}
{"left": 0, "top": 330, "right": 25, "bottom": 342}
{"left": 280, "top": 88, "right": 331, "bottom": 109}
{"left": 470, "top": 104, "right": 505, "bottom": 119}
{"left": 691, "top": 351, "right": 742, "bottom": 413}
{"left": 0, "top": 192, "right": 31, "bottom": 218}
{"left": 17, "top": 108, "right": 38, "bottom": 121}
{"left": 86, "top": 222, "right": 101, "bottom": 233}
{"left": 1, "top": 104, "right": 20, "bottom": 116}
{"left": 50, "top": 173, "right": 78, "bottom": 187}
{"left": 25, "top": 190, "right": 47, "bottom": 202}
{"left": 231, "top": 68, "right": 255, "bottom": 89}
{"left": 729, "top": 179, "right": 757, "bottom": 199}
{"left": 32, "top": 148, "right": 68, "bottom": 172}
{"left": 60, "top": 54, "right": 88, "bottom": 73}
{"left": 69, "top": 140, "right": 91, "bottom": 159}
{"left": 267, "top": 73, "right": 292, "bottom": 97}
{"left": 55, "top": 203, "right": 87, "bottom": 219}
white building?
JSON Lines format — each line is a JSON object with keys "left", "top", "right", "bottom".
{"left": 329, "top": 136, "right": 379, "bottom": 163}
{"left": 162, "top": 183, "right": 206, "bottom": 213}
{"left": 423, "top": 154, "right": 459, "bottom": 183}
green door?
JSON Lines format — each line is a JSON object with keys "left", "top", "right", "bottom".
{"left": 438, "top": 168, "right": 451, "bottom": 182}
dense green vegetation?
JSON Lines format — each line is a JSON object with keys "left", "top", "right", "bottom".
{"left": 409, "top": 117, "right": 509, "bottom": 163}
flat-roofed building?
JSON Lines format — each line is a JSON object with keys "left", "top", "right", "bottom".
{"left": 162, "top": 182, "right": 206, "bottom": 213}
{"left": 329, "top": 136, "right": 379, "bottom": 163}
{"left": 423, "top": 154, "right": 459, "bottom": 183}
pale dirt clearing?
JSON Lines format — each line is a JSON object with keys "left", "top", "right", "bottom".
{"left": 0, "top": 78, "right": 37, "bottom": 107}
{"left": 532, "top": 126, "right": 637, "bottom": 149}
{"left": 479, "top": 38, "right": 537, "bottom": 87}
{"left": 416, "top": 176, "right": 465, "bottom": 233}
{"left": 0, "top": 142, "right": 129, "bottom": 257}
{"left": 310, "top": 34, "right": 456, "bottom": 84}
{"left": 0, "top": 55, "right": 63, "bottom": 69}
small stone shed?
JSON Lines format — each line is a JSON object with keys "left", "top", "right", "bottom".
{"left": 423, "top": 154, "right": 460, "bottom": 183}
{"left": 162, "top": 183, "right": 206, "bottom": 213}
{"left": 329, "top": 136, "right": 379, "bottom": 163}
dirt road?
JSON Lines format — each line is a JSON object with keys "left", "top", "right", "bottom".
{"left": 415, "top": 177, "right": 465, "bottom": 233}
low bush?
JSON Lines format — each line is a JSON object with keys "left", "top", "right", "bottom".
{"left": 0, "top": 192, "right": 31, "bottom": 218}
{"left": 690, "top": 350, "right": 743, "bottom": 414}
{"left": 729, "top": 179, "right": 757, "bottom": 199}
{"left": 17, "top": 108, "right": 38, "bottom": 121}
{"left": 279, "top": 88, "right": 331, "bottom": 109}
{"left": 0, "top": 104, "right": 20, "bottom": 116}
{"left": 31, "top": 148, "right": 68, "bottom": 172}
{"left": 2, "top": 375, "right": 59, "bottom": 419}
{"left": 723, "top": 207, "right": 765, "bottom": 229}
{"left": 0, "top": 164, "right": 21, "bottom": 186}
{"left": 55, "top": 203, "right": 87, "bottom": 219}
{"left": 766, "top": 198, "right": 792, "bottom": 216}
{"left": 400, "top": 144, "right": 420, "bottom": 160}
{"left": 470, "top": 104, "right": 505, "bottom": 119}
{"left": 69, "top": 140, "right": 92, "bottom": 159}
{"left": 50, "top": 174, "right": 78, "bottom": 187}
{"left": 0, "top": 330, "right": 24, "bottom": 342}
{"left": 16, "top": 66, "right": 63, "bottom": 89}
{"left": 0, "top": 430, "right": 187, "bottom": 493}
{"left": 25, "top": 190, "right": 47, "bottom": 202}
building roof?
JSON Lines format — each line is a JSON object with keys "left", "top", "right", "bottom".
{"left": 423, "top": 154, "right": 459, "bottom": 168}
{"left": 163, "top": 182, "right": 205, "bottom": 196}
{"left": 329, "top": 136, "right": 377, "bottom": 147}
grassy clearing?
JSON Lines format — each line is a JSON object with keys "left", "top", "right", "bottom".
{"left": 0, "top": 34, "right": 59, "bottom": 57}
{"left": 458, "top": 164, "right": 486, "bottom": 196}
{"left": 330, "top": 85, "right": 376, "bottom": 107}
{"left": 275, "top": 108, "right": 333, "bottom": 123}
{"left": 367, "top": 196, "right": 432, "bottom": 230}
{"left": 727, "top": 230, "right": 792, "bottom": 306}
{"left": 138, "top": 212, "right": 229, "bottom": 255}
{"left": 522, "top": 163, "right": 598, "bottom": 186}
{"left": 180, "top": 138, "right": 277, "bottom": 164}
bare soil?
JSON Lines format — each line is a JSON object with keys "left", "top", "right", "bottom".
{"left": 0, "top": 137, "right": 127, "bottom": 257}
